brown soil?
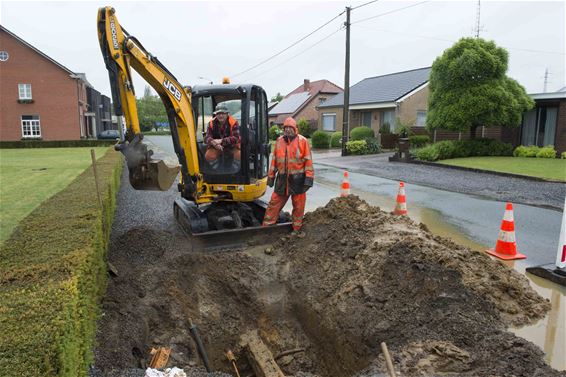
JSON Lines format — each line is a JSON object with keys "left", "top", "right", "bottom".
{"left": 94, "top": 196, "right": 563, "bottom": 377}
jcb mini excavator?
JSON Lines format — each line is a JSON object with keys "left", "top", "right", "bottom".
{"left": 97, "top": 6, "right": 291, "bottom": 248}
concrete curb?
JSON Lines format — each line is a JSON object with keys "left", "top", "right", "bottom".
{"left": 407, "top": 159, "right": 566, "bottom": 183}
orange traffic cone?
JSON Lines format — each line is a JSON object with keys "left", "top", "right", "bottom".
{"left": 341, "top": 171, "right": 351, "bottom": 197}
{"left": 485, "top": 202, "right": 526, "bottom": 260}
{"left": 393, "top": 182, "right": 407, "bottom": 215}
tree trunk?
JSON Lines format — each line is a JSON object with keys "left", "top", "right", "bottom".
{"left": 470, "top": 125, "right": 478, "bottom": 140}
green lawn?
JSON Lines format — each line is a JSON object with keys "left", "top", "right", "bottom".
{"left": 0, "top": 147, "right": 109, "bottom": 243}
{"left": 439, "top": 157, "right": 566, "bottom": 181}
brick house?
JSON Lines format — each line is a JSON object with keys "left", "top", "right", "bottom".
{"left": 317, "top": 67, "right": 431, "bottom": 136}
{"left": 269, "top": 79, "right": 342, "bottom": 127}
{"left": 0, "top": 25, "right": 90, "bottom": 141}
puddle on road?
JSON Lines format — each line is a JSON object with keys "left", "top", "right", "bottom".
{"left": 313, "top": 176, "right": 566, "bottom": 371}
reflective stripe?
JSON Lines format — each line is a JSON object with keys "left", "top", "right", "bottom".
{"left": 498, "top": 230, "right": 516, "bottom": 243}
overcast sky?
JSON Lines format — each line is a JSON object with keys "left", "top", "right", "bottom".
{"left": 1, "top": 1, "right": 564, "bottom": 100}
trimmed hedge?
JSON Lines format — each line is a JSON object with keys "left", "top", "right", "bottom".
{"left": 416, "top": 138, "right": 513, "bottom": 161}
{"left": 0, "top": 148, "right": 123, "bottom": 376}
{"left": 350, "top": 126, "right": 374, "bottom": 141}
{"left": 330, "top": 132, "right": 342, "bottom": 148}
{"left": 312, "top": 130, "right": 331, "bottom": 148}
{"left": 0, "top": 140, "right": 116, "bottom": 149}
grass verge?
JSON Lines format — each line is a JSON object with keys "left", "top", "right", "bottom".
{"left": 0, "top": 148, "right": 123, "bottom": 377}
{"left": 439, "top": 156, "right": 566, "bottom": 181}
{"left": 0, "top": 147, "right": 109, "bottom": 243}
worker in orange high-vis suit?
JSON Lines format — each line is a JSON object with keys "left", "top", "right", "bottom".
{"left": 262, "top": 117, "right": 314, "bottom": 233}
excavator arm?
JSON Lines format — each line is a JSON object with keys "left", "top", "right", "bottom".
{"left": 97, "top": 6, "right": 200, "bottom": 198}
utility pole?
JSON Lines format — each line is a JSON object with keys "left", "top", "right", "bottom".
{"left": 341, "top": 6, "right": 351, "bottom": 157}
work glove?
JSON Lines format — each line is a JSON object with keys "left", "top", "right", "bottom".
{"left": 303, "top": 177, "right": 313, "bottom": 192}
{"left": 267, "top": 177, "right": 275, "bottom": 187}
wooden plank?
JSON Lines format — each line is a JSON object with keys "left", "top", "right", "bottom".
{"left": 239, "top": 330, "right": 285, "bottom": 377}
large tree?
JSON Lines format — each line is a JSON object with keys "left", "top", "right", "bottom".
{"left": 427, "top": 38, "right": 534, "bottom": 139}
{"left": 136, "top": 86, "right": 168, "bottom": 132}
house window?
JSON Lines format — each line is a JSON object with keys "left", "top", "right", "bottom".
{"left": 361, "top": 112, "right": 372, "bottom": 127}
{"left": 381, "top": 109, "right": 395, "bottom": 131}
{"left": 319, "top": 97, "right": 327, "bottom": 104}
{"left": 416, "top": 111, "right": 427, "bottom": 127}
{"left": 322, "top": 113, "right": 336, "bottom": 131}
{"left": 18, "top": 84, "right": 32, "bottom": 100}
{"left": 0, "top": 51, "right": 9, "bottom": 61}
{"left": 21, "top": 115, "right": 41, "bottom": 138}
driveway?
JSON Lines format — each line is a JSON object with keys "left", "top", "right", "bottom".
{"left": 312, "top": 150, "right": 565, "bottom": 210}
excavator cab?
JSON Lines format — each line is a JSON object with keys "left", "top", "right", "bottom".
{"left": 191, "top": 84, "right": 270, "bottom": 183}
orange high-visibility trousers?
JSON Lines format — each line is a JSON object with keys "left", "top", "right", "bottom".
{"left": 262, "top": 192, "right": 306, "bottom": 231}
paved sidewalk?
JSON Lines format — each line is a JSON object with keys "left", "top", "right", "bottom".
{"left": 312, "top": 150, "right": 565, "bottom": 210}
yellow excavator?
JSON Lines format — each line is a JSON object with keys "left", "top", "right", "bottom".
{"left": 97, "top": 6, "right": 290, "bottom": 247}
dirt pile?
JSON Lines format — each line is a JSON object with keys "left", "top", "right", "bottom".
{"left": 94, "top": 196, "right": 561, "bottom": 377}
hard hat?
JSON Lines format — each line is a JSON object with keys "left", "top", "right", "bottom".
{"left": 214, "top": 103, "right": 229, "bottom": 115}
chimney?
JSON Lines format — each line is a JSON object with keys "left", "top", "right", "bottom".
{"left": 303, "top": 79, "right": 310, "bottom": 92}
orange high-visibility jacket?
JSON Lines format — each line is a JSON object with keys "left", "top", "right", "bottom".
{"left": 268, "top": 134, "right": 314, "bottom": 195}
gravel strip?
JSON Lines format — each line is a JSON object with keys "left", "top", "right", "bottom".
{"left": 314, "top": 152, "right": 565, "bottom": 210}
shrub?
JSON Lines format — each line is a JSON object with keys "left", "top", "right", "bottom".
{"left": 435, "top": 140, "right": 457, "bottom": 160}
{"left": 0, "top": 149, "right": 123, "bottom": 377}
{"left": 380, "top": 122, "right": 391, "bottom": 135}
{"left": 415, "top": 138, "right": 512, "bottom": 161}
{"left": 269, "top": 125, "right": 280, "bottom": 141}
{"left": 311, "top": 130, "right": 331, "bottom": 148}
{"left": 363, "top": 137, "right": 381, "bottom": 154}
{"left": 536, "top": 145, "right": 557, "bottom": 158}
{"left": 297, "top": 118, "right": 312, "bottom": 138}
{"left": 513, "top": 145, "right": 539, "bottom": 157}
{"left": 346, "top": 140, "right": 368, "bottom": 155}
{"left": 330, "top": 132, "right": 342, "bottom": 148}
{"left": 409, "top": 135, "right": 430, "bottom": 148}
{"left": 350, "top": 126, "right": 374, "bottom": 141}
{"left": 394, "top": 117, "right": 414, "bottom": 137}
{"left": 562, "top": 151, "right": 566, "bottom": 159}
{"left": 415, "top": 144, "right": 440, "bottom": 161}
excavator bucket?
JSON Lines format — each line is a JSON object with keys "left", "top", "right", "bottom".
{"left": 174, "top": 198, "right": 292, "bottom": 252}
{"left": 128, "top": 159, "right": 180, "bottom": 191}
{"left": 118, "top": 136, "right": 180, "bottom": 191}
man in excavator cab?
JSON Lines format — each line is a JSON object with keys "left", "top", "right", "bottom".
{"left": 205, "top": 103, "right": 241, "bottom": 170}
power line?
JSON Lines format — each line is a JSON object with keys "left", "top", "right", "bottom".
{"left": 232, "top": 10, "right": 345, "bottom": 78}
{"left": 352, "top": 0, "right": 379, "bottom": 11}
{"left": 352, "top": 1, "right": 431, "bottom": 25}
{"left": 354, "top": 24, "right": 566, "bottom": 55}
{"left": 241, "top": 27, "right": 343, "bottom": 81}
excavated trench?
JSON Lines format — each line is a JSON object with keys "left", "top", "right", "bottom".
{"left": 93, "top": 196, "right": 564, "bottom": 377}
